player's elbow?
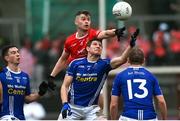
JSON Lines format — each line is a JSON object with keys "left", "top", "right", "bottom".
{"left": 111, "top": 58, "right": 127, "bottom": 69}
{"left": 157, "top": 95, "right": 166, "bottom": 104}
{"left": 110, "top": 102, "right": 118, "bottom": 110}
{"left": 156, "top": 95, "right": 167, "bottom": 108}
{"left": 158, "top": 99, "right": 166, "bottom": 105}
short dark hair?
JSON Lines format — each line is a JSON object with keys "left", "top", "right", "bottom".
{"left": 128, "top": 47, "right": 144, "bottom": 65}
{"left": 1, "top": 45, "right": 17, "bottom": 63}
{"left": 75, "top": 10, "right": 91, "bottom": 16}
{"left": 86, "top": 38, "right": 102, "bottom": 47}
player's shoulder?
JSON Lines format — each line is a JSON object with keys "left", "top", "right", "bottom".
{"left": 0, "top": 67, "right": 3, "bottom": 73}
{"left": 66, "top": 33, "right": 76, "bottom": 42}
{"left": 20, "top": 70, "right": 28, "bottom": 76}
{"left": 0, "top": 67, "right": 4, "bottom": 78}
{"left": 69, "top": 57, "right": 86, "bottom": 66}
{"left": 89, "top": 28, "right": 101, "bottom": 35}
{"left": 89, "top": 28, "right": 98, "bottom": 32}
{"left": 100, "top": 58, "right": 111, "bottom": 64}
{"left": 0, "top": 67, "right": 6, "bottom": 74}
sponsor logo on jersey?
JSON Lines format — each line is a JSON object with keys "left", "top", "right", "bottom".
{"left": 8, "top": 88, "right": 25, "bottom": 95}
{"left": 5, "top": 71, "right": 12, "bottom": 80}
{"left": 7, "top": 84, "right": 26, "bottom": 95}
{"left": 76, "top": 76, "right": 97, "bottom": 82}
{"left": 14, "top": 76, "right": 21, "bottom": 83}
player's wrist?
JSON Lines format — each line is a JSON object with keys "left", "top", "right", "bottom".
{"left": 38, "top": 81, "right": 48, "bottom": 96}
{"left": 49, "top": 75, "right": 55, "bottom": 79}
{"left": 63, "top": 102, "right": 68, "bottom": 105}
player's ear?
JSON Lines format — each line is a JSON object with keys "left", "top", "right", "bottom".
{"left": 74, "top": 16, "right": 78, "bottom": 25}
{"left": 4, "top": 55, "right": 9, "bottom": 62}
{"left": 86, "top": 46, "right": 90, "bottom": 52}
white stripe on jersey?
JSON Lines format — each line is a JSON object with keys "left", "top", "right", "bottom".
{"left": 9, "top": 96, "right": 14, "bottom": 115}
{"left": 70, "top": 84, "right": 74, "bottom": 104}
{"left": 88, "top": 73, "right": 107, "bottom": 106}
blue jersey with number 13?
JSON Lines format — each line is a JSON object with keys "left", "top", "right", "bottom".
{"left": 112, "top": 66, "right": 162, "bottom": 120}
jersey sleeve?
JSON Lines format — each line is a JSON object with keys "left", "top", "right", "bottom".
{"left": 111, "top": 74, "right": 122, "bottom": 96}
{"left": 90, "top": 29, "right": 101, "bottom": 38}
{"left": 25, "top": 75, "right": 31, "bottom": 95}
{"left": 104, "top": 58, "right": 112, "bottom": 72}
{"left": 64, "top": 38, "right": 70, "bottom": 53}
{"left": 66, "top": 60, "right": 76, "bottom": 77}
{"left": 152, "top": 75, "right": 162, "bottom": 96}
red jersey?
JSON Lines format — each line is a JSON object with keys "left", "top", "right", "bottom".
{"left": 64, "top": 28, "right": 101, "bottom": 64}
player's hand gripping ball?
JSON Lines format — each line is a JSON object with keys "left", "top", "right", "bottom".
{"left": 112, "top": 1, "right": 132, "bottom": 20}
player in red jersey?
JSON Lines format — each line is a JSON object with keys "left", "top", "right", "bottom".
{"left": 47, "top": 11, "right": 125, "bottom": 111}
{"left": 48, "top": 10, "right": 125, "bottom": 86}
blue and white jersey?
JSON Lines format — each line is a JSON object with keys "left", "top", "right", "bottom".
{"left": 112, "top": 66, "right": 162, "bottom": 120}
{"left": 0, "top": 67, "right": 31, "bottom": 120}
{"left": 66, "top": 57, "right": 112, "bottom": 107}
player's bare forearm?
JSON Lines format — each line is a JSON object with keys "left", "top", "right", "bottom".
{"left": 51, "top": 58, "right": 67, "bottom": 77}
{"left": 110, "top": 96, "right": 119, "bottom": 120}
{"left": 158, "top": 101, "right": 167, "bottom": 120}
{"left": 156, "top": 95, "right": 167, "bottom": 120}
{"left": 110, "top": 46, "right": 131, "bottom": 69}
{"left": 110, "top": 106, "right": 118, "bottom": 120}
{"left": 97, "top": 29, "right": 116, "bottom": 39}
{"left": 60, "top": 84, "right": 69, "bottom": 103}
{"left": 61, "top": 76, "right": 73, "bottom": 103}
{"left": 50, "top": 50, "right": 69, "bottom": 77}
{"left": 25, "top": 93, "right": 41, "bottom": 103}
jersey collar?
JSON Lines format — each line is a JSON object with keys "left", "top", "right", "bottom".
{"left": 6, "top": 66, "right": 21, "bottom": 74}
{"left": 75, "top": 32, "right": 88, "bottom": 39}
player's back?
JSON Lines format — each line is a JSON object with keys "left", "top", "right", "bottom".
{"left": 115, "top": 66, "right": 162, "bottom": 119}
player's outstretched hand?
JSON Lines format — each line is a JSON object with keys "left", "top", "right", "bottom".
{"left": 48, "top": 75, "right": 56, "bottom": 91}
{"left": 130, "top": 28, "right": 140, "bottom": 47}
{"left": 115, "top": 27, "right": 126, "bottom": 41}
{"left": 61, "top": 102, "right": 72, "bottom": 119}
{"left": 38, "top": 81, "right": 48, "bottom": 96}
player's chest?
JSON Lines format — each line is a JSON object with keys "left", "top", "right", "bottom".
{"left": 69, "top": 38, "right": 89, "bottom": 50}
{"left": 2, "top": 72, "right": 28, "bottom": 88}
{"left": 75, "top": 63, "right": 107, "bottom": 78}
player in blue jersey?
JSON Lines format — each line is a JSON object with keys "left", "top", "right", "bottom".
{"left": 58, "top": 28, "right": 140, "bottom": 120}
{"left": 110, "top": 47, "right": 167, "bottom": 120}
{"left": 0, "top": 45, "right": 48, "bottom": 120}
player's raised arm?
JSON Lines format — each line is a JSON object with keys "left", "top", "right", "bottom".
{"left": 97, "top": 27, "right": 126, "bottom": 41}
{"left": 110, "top": 28, "right": 140, "bottom": 69}
{"left": 48, "top": 50, "right": 70, "bottom": 91}
{"left": 50, "top": 50, "right": 70, "bottom": 78}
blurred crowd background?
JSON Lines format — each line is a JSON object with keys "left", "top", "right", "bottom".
{"left": 0, "top": 0, "right": 180, "bottom": 120}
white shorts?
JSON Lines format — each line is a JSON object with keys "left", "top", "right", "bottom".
{"left": 119, "top": 115, "right": 158, "bottom": 121}
{"left": 58, "top": 104, "right": 106, "bottom": 120}
{"left": 0, "top": 115, "right": 20, "bottom": 121}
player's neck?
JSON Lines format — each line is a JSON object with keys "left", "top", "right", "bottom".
{"left": 87, "top": 54, "right": 100, "bottom": 62}
{"left": 7, "top": 64, "right": 20, "bottom": 72}
{"left": 76, "top": 30, "right": 88, "bottom": 38}
{"left": 130, "top": 64, "right": 142, "bottom": 67}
